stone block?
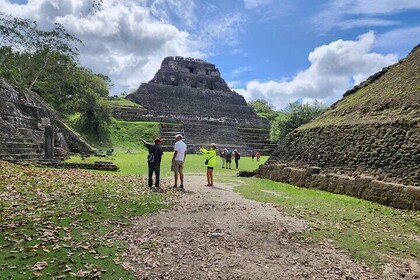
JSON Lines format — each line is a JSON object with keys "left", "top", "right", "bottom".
{"left": 238, "top": 171, "right": 255, "bottom": 177}
{"left": 304, "top": 166, "right": 321, "bottom": 176}
{"left": 290, "top": 168, "right": 306, "bottom": 187}
{"left": 310, "top": 174, "right": 328, "bottom": 190}
{"left": 355, "top": 175, "right": 374, "bottom": 197}
{"left": 281, "top": 167, "right": 292, "bottom": 182}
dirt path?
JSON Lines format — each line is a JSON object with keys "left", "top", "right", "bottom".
{"left": 121, "top": 175, "right": 379, "bottom": 279}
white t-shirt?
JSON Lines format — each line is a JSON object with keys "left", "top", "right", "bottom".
{"left": 174, "top": 140, "right": 187, "bottom": 161}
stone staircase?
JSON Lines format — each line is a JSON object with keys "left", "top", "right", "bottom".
{"left": 159, "top": 122, "right": 185, "bottom": 152}
{"left": 159, "top": 121, "right": 276, "bottom": 155}
{"left": 0, "top": 135, "right": 43, "bottom": 161}
{"left": 238, "top": 127, "right": 277, "bottom": 156}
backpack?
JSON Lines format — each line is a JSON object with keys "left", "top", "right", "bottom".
{"left": 237, "top": 153, "right": 241, "bottom": 159}
{"left": 147, "top": 153, "right": 155, "bottom": 164}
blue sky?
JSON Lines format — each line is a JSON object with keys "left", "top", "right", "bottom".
{"left": 1, "top": 0, "right": 419, "bottom": 108}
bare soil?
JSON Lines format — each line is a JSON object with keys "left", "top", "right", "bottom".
{"left": 121, "top": 176, "right": 381, "bottom": 279}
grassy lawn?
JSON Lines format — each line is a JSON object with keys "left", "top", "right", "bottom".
{"left": 235, "top": 177, "right": 420, "bottom": 271}
{"left": 0, "top": 161, "right": 174, "bottom": 279}
{"left": 67, "top": 151, "right": 268, "bottom": 177}
{"left": 106, "top": 97, "right": 141, "bottom": 108}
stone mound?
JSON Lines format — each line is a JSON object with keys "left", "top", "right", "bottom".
{"left": 0, "top": 77, "right": 92, "bottom": 161}
{"left": 121, "top": 56, "right": 276, "bottom": 155}
{"left": 258, "top": 45, "right": 420, "bottom": 210}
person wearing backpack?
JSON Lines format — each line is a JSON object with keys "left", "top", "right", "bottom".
{"left": 233, "top": 149, "right": 241, "bottom": 169}
{"left": 225, "top": 148, "right": 232, "bottom": 169}
{"left": 200, "top": 143, "right": 217, "bottom": 187}
{"left": 141, "top": 138, "right": 163, "bottom": 190}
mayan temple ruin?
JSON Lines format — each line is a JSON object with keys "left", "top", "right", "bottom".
{"left": 117, "top": 56, "right": 276, "bottom": 154}
{"left": 0, "top": 77, "right": 92, "bottom": 161}
{"left": 257, "top": 45, "right": 420, "bottom": 210}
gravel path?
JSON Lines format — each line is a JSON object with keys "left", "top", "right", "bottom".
{"left": 121, "top": 175, "right": 380, "bottom": 279}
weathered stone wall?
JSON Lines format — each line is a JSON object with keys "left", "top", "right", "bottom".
{"left": 257, "top": 164, "right": 420, "bottom": 210}
{"left": 0, "top": 77, "right": 92, "bottom": 160}
{"left": 266, "top": 121, "right": 419, "bottom": 186}
{"left": 127, "top": 83, "right": 259, "bottom": 120}
{"left": 112, "top": 106, "right": 269, "bottom": 127}
{"left": 150, "top": 56, "right": 230, "bottom": 91}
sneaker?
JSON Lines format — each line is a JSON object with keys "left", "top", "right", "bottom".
{"left": 179, "top": 185, "right": 185, "bottom": 191}
{"left": 171, "top": 185, "right": 178, "bottom": 188}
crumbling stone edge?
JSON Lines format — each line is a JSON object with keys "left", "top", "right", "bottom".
{"left": 34, "top": 160, "right": 119, "bottom": 172}
{"left": 256, "top": 164, "right": 420, "bottom": 211}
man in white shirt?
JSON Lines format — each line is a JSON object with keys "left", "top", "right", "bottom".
{"left": 171, "top": 134, "right": 187, "bottom": 190}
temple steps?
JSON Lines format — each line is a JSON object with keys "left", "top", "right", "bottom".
{"left": 0, "top": 132, "right": 44, "bottom": 160}
{"left": 159, "top": 123, "right": 185, "bottom": 152}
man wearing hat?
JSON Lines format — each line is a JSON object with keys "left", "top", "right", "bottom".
{"left": 141, "top": 138, "right": 164, "bottom": 190}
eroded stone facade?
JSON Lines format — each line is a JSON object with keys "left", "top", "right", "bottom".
{"left": 0, "top": 77, "right": 92, "bottom": 161}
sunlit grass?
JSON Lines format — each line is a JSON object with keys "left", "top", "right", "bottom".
{"left": 66, "top": 151, "right": 268, "bottom": 177}
{"left": 235, "top": 177, "right": 420, "bottom": 271}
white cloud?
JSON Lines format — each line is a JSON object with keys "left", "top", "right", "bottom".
{"left": 0, "top": 1, "right": 249, "bottom": 94}
{"left": 243, "top": 0, "right": 272, "bottom": 10}
{"left": 344, "top": 0, "right": 420, "bottom": 15}
{"left": 231, "top": 66, "right": 252, "bottom": 78}
{"left": 375, "top": 26, "right": 420, "bottom": 54}
{"left": 235, "top": 32, "right": 397, "bottom": 109}
{"left": 313, "top": 0, "right": 420, "bottom": 31}
{"left": 0, "top": 0, "right": 204, "bottom": 94}
{"left": 338, "top": 18, "right": 398, "bottom": 30}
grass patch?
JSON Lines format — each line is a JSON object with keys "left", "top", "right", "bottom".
{"left": 66, "top": 152, "right": 268, "bottom": 177}
{"left": 0, "top": 161, "right": 172, "bottom": 279}
{"left": 106, "top": 97, "right": 141, "bottom": 108}
{"left": 235, "top": 178, "right": 420, "bottom": 271}
{"left": 67, "top": 116, "right": 160, "bottom": 150}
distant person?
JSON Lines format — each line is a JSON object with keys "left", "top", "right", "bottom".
{"left": 255, "top": 151, "right": 261, "bottom": 162}
{"left": 200, "top": 143, "right": 217, "bottom": 187}
{"left": 225, "top": 148, "right": 232, "bottom": 169}
{"left": 233, "top": 149, "right": 241, "bottom": 169}
{"left": 172, "top": 134, "right": 187, "bottom": 190}
{"left": 219, "top": 148, "right": 226, "bottom": 168}
{"left": 141, "top": 138, "right": 163, "bottom": 190}
{"left": 251, "top": 151, "right": 255, "bottom": 161}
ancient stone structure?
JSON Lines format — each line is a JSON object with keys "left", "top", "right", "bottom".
{"left": 149, "top": 56, "right": 230, "bottom": 91}
{"left": 120, "top": 56, "right": 276, "bottom": 154}
{"left": 0, "top": 77, "right": 92, "bottom": 161}
{"left": 257, "top": 45, "right": 420, "bottom": 210}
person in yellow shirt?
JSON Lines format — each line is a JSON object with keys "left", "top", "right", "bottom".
{"left": 199, "top": 143, "right": 217, "bottom": 187}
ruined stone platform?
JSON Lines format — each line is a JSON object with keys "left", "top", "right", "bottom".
{"left": 0, "top": 77, "right": 92, "bottom": 161}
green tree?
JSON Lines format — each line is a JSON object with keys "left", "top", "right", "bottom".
{"left": 0, "top": 12, "right": 82, "bottom": 90}
{"left": 0, "top": 12, "right": 112, "bottom": 142}
{"left": 69, "top": 67, "right": 111, "bottom": 141}
{"left": 270, "top": 101, "right": 327, "bottom": 142}
{"left": 248, "top": 99, "right": 278, "bottom": 121}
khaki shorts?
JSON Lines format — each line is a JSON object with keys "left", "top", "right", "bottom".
{"left": 171, "top": 160, "right": 184, "bottom": 173}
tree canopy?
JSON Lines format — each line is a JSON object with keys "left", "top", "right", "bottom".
{"left": 270, "top": 101, "right": 327, "bottom": 142}
{"left": 248, "top": 99, "right": 278, "bottom": 121}
{"left": 0, "top": 12, "right": 111, "bottom": 141}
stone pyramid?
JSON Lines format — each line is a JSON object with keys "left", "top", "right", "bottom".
{"left": 119, "top": 56, "right": 276, "bottom": 154}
